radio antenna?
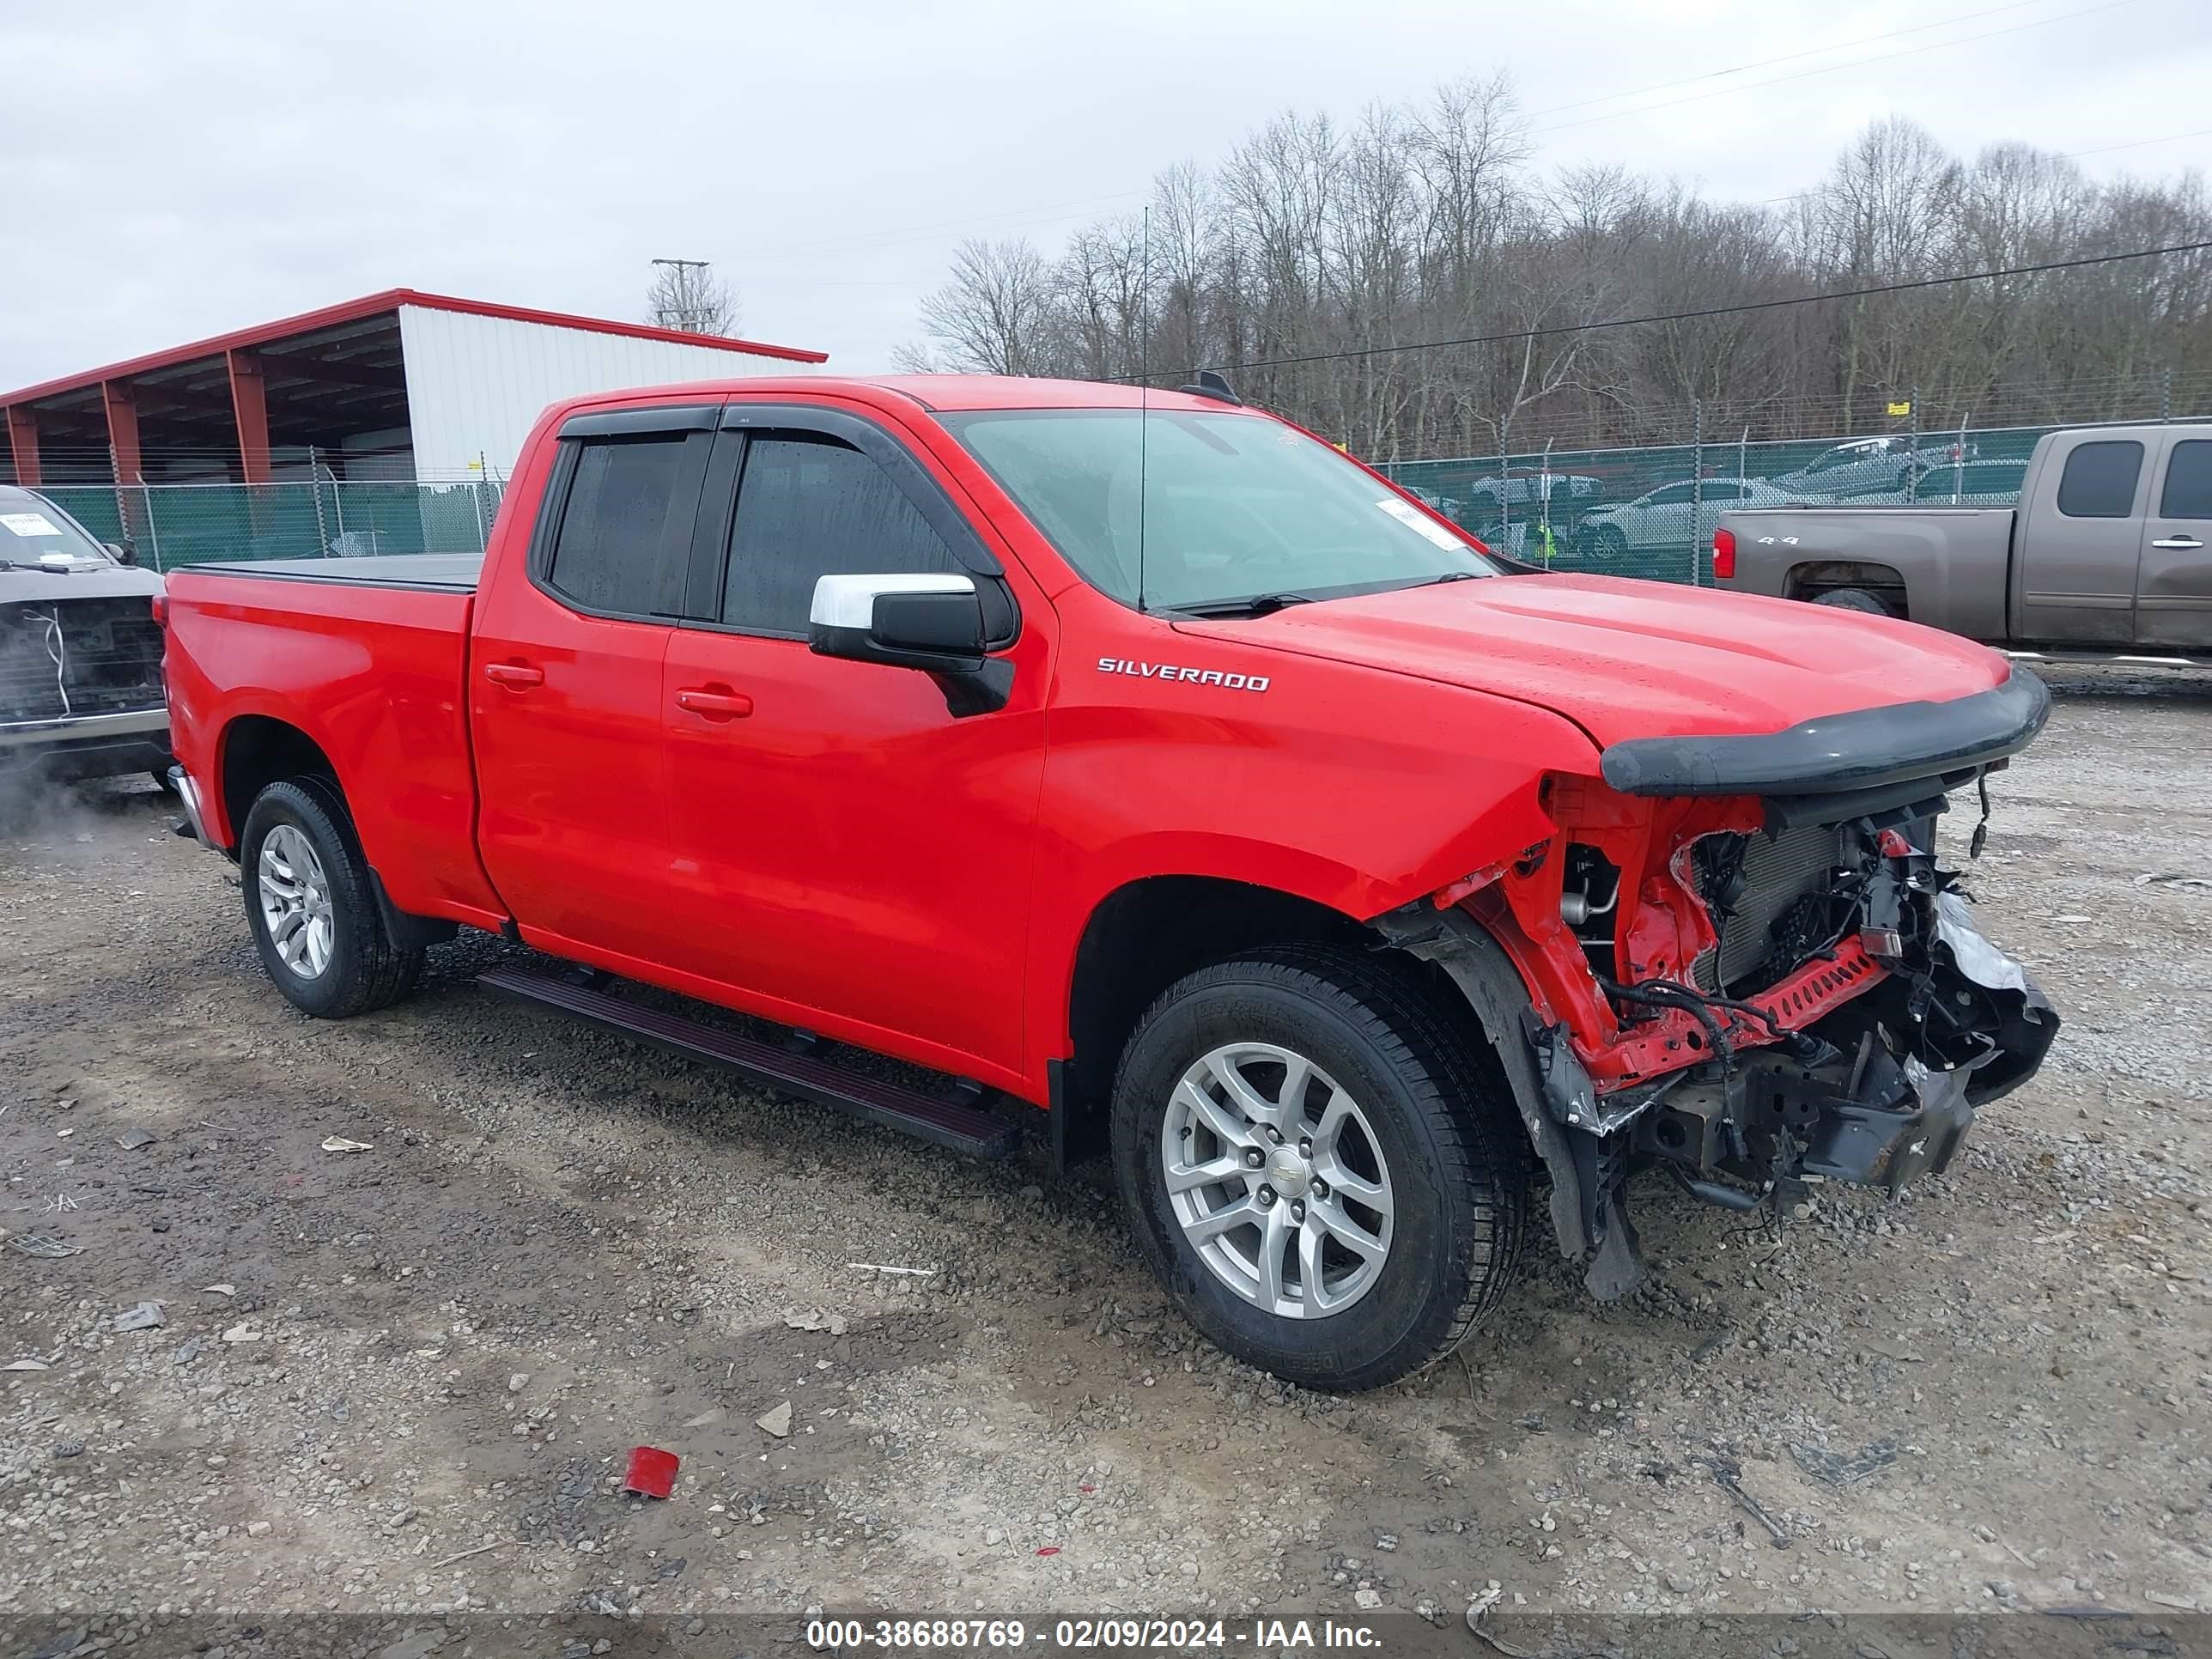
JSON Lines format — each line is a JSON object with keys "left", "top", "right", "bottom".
{"left": 1136, "top": 204, "right": 1152, "bottom": 614}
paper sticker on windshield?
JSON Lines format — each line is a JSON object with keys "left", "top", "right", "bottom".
{"left": 1376, "top": 496, "right": 1463, "bottom": 550}
{"left": 0, "top": 512, "right": 63, "bottom": 538}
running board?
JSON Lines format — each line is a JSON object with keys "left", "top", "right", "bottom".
{"left": 2005, "top": 648, "right": 2212, "bottom": 670}
{"left": 476, "top": 965, "right": 1020, "bottom": 1158}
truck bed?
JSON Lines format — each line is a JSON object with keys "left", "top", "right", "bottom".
{"left": 164, "top": 555, "right": 498, "bottom": 925}
{"left": 1718, "top": 504, "right": 2015, "bottom": 641}
{"left": 182, "top": 553, "right": 483, "bottom": 592}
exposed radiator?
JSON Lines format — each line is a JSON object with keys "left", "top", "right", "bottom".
{"left": 1692, "top": 824, "right": 1845, "bottom": 994}
{"left": 1, "top": 598, "right": 164, "bottom": 725}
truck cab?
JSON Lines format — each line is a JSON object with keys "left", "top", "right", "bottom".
{"left": 2015, "top": 425, "right": 2212, "bottom": 649}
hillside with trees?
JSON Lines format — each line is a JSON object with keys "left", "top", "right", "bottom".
{"left": 901, "top": 82, "right": 2212, "bottom": 459}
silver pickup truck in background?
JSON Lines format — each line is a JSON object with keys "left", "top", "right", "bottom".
{"left": 1713, "top": 423, "right": 2212, "bottom": 656}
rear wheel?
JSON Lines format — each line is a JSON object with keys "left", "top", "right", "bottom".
{"left": 240, "top": 778, "right": 423, "bottom": 1018}
{"left": 1109, "top": 945, "right": 1528, "bottom": 1391}
{"left": 1809, "top": 586, "right": 1895, "bottom": 617}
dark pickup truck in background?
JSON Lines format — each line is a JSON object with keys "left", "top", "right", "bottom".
{"left": 1713, "top": 422, "right": 2212, "bottom": 657}
{"left": 1, "top": 484, "right": 170, "bottom": 787}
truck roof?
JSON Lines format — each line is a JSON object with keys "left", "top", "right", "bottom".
{"left": 560, "top": 374, "right": 1254, "bottom": 417}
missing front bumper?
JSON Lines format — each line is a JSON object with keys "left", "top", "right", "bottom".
{"left": 1553, "top": 895, "right": 2057, "bottom": 1299}
{"left": 1644, "top": 1047, "right": 1979, "bottom": 1200}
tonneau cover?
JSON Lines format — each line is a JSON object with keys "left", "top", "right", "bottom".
{"left": 180, "top": 553, "right": 483, "bottom": 592}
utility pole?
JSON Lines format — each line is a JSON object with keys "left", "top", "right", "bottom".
{"left": 650, "top": 258, "right": 715, "bottom": 332}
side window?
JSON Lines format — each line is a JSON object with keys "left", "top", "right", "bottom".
{"left": 1702, "top": 482, "right": 1744, "bottom": 501}
{"left": 2055, "top": 440, "right": 2144, "bottom": 520}
{"left": 2160, "top": 440, "right": 2212, "bottom": 520}
{"left": 721, "top": 434, "right": 964, "bottom": 635}
{"left": 546, "top": 434, "right": 696, "bottom": 615}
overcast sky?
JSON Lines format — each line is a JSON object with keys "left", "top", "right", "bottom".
{"left": 3, "top": 0, "right": 2208, "bottom": 390}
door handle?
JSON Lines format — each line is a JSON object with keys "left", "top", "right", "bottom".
{"left": 675, "top": 685, "right": 754, "bottom": 721}
{"left": 2152, "top": 535, "right": 2204, "bottom": 550}
{"left": 483, "top": 661, "right": 544, "bottom": 690}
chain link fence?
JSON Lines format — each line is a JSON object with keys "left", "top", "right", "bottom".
{"left": 1379, "top": 418, "right": 2172, "bottom": 586}
{"left": 37, "top": 479, "right": 507, "bottom": 574}
{"left": 28, "top": 410, "right": 2206, "bottom": 586}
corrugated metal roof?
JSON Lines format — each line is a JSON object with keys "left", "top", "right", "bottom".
{"left": 1, "top": 289, "right": 827, "bottom": 408}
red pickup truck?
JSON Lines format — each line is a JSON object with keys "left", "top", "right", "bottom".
{"left": 161, "top": 374, "right": 2057, "bottom": 1390}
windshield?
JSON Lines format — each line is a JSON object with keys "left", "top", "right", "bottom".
{"left": 0, "top": 487, "right": 112, "bottom": 569}
{"left": 943, "top": 408, "right": 1496, "bottom": 611}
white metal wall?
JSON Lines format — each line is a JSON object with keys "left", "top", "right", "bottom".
{"left": 397, "top": 305, "right": 819, "bottom": 478}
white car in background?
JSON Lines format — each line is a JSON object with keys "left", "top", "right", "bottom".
{"left": 1767, "top": 434, "right": 1973, "bottom": 497}
{"left": 1829, "top": 458, "right": 2031, "bottom": 507}
{"left": 1577, "top": 477, "right": 1800, "bottom": 559}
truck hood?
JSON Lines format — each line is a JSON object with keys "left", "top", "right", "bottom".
{"left": 1, "top": 564, "right": 166, "bottom": 607}
{"left": 1174, "top": 572, "right": 2010, "bottom": 748}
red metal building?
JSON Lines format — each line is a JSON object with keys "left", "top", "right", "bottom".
{"left": 3, "top": 289, "right": 828, "bottom": 489}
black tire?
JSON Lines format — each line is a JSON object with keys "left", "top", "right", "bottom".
{"left": 1109, "top": 945, "right": 1528, "bottom": 1392}
{"left": 239, "top": 777, "right": 423, "bottom": 1018}
{"left": 150, "top": 768, "right": 179, "bottom": 797}
{"left": 1586, "top": 525, "right": 1629, "bottom": 562}
{"left": 1809, "top": 586, "right": 1894, "bottom": 617}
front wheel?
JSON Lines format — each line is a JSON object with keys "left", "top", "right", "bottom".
{"left": 1110, "top": 946, "right": 1528, "bottom": 1391}
{"left": 240, "top": 778, "right": 423, "bottom": 1018}
{"left": 1583, "top": 525, "right": 1628, "bottom": 562}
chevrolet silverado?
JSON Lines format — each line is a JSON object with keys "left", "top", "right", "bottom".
{"left": 161, "top": 375, "right": 2057, "bottom": 1390}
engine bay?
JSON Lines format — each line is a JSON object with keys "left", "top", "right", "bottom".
{"left": 1410, "top": 768, "right": 2060, "bottom": 1299}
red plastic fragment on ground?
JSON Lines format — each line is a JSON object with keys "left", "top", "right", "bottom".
{"left": 623, "top": 1445, "right": 679, "bottom": 1499}
{"left": 1036, "top": 1546, "right": 1060, "bottom": 1556}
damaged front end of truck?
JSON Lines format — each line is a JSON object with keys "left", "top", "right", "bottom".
{"left": 1380, "top": 667, "right": 2059, "bottom": 1299}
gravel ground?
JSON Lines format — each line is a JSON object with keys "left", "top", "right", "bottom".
{"left": 3, "top": 665, "right": 2209, "bottom": 1650}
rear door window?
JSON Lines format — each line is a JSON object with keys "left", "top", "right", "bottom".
{"left": 720, "top": 434, "right": 966, "bottom": 635}
{"left": 2160, "top": 440, "right": 2212, "bottom": 519}
{"left": 2055, "top": 441, "right": 2144, "bottom": 519}
{"left": 544, "top": 434, "right": 706, "bottom": 616}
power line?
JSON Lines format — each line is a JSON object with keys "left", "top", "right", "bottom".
{"left": 741, "top": 191, "right": 1150, "bottom": 265}
{"left": 1532, "top": 0, "right": 2145, "bottom": 137}
{"left": 2066, "top": 125, "right": 2212, "bottom": 161}
{"left": 1182, "top": 238, "right": 2212, "bottom": 377}
{"left": 1522, "top": 0, "right": 2053, "bottom": 121}
{"left": 719, "top": 4, "right": 2182, "bottom": 285}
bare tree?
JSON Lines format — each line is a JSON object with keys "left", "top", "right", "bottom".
{"left": 887, "top": 340, "right": 950, "bottom": 374}
{"left": 915, "top": 239, "right": 1058, "bottom": 374}
{"left": 646, "top": 259, "right": 739, "bottom": 336}
{"left": 905, "top": 80, "right": 2212, "bottom": 457}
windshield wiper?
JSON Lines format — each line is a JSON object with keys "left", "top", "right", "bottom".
{"left": 1170, "top": 592, "right": 1316, "bottom": 619}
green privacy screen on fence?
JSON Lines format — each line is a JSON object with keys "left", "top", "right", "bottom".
{"left": 1379, "top": 422, "right": 2069, "bottom": 586}
{"left": 33, "top": 416, "right": 2189, "bottom": 584}
{"left": 40, "top": 479, "right": 507, "bottom": 574}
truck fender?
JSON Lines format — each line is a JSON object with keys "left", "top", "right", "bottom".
{"left": 207, "top": 698, "right": 347, "bottom": 848}
{"left": 1370, "top": 902, "right": 1589, "bottom": 1263}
